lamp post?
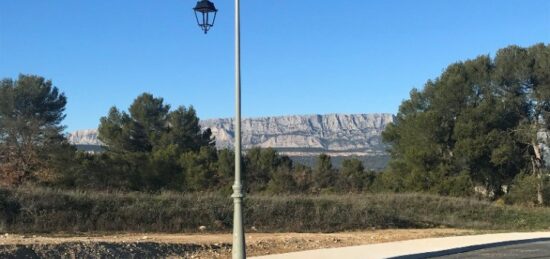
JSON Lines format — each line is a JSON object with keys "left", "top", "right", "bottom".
{"left": 193, "top": 0, "right": 217, "bottom": 34}
{"left": 193, "top": 0, "right": 246, "bottom": 258}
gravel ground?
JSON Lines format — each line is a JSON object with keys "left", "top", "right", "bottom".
{"left": 0, "top": 229, "right": 483, "bottom": 258}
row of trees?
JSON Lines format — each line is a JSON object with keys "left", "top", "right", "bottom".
{"left": 1, "top": 43, "right": 548, "bottom": 205}
{"left": 382, "top": 43, "right": 550, "bottom": 204}
{"left": 69, "top": 93, "right": 377, "bottom": 193}
{"left": 0, "top": 78, "right": 376, "bottom": 193}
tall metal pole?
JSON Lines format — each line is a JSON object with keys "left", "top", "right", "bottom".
{"left": 232, "top": 0, "right": 246, "bottom": 258}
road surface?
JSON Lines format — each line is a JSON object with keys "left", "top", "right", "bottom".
{"left": 434, "top": 240, "right": 550, "bottom": 259}
{"left": 252, "top": 232, "right": 550, "bottom": 259}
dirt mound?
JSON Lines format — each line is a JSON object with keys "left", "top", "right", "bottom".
{"left": 0, "top": 229, "right": 481, "bottom": 258}
{"left": 0, "top": 242, "right": 230, "bottom": 258}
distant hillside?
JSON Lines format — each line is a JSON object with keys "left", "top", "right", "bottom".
{"left": 68, "top": 113, "right": 394, "bottom": 169}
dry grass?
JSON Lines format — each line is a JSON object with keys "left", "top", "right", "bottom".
{"left": 0, "top": 187, "right": 549, "bottom": 233}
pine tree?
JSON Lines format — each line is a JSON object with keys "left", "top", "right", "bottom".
{"left": 313, "top": 154, "right": 334, "bottom": 191}
{"left": 383, "top": 43, "right": 550, "bottom": 200}
{"left": 97, "top": 93, "right": 214, "bottom": 190}
{"left": 0, "top": 75, "right": 69, "bottom": 185}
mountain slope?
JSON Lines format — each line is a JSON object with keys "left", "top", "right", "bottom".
{"left": 200, "top": 113, "right": 393, "bottom": 156}
{"left": 68, "top": 113, "right": 394, "bottom": 169}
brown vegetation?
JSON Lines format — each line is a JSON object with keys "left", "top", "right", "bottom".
{"left": 0, "top": 229, "right": 481, "bottom": 258}
{"left": 0, "top": 187, "right": 550, "bottom": 234}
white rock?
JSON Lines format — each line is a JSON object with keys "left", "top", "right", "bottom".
{"left": 68, "top": 113, "right": 394, "bottom": 158}
{"left": 67, "top": 129, "right": 103, "bottom": 145}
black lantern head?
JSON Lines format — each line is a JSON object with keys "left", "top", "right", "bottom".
{"left": 193, "top": 0, "right": 217, "bottom": 34}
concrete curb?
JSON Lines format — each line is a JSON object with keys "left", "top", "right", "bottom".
{"left": 251, "top": 232, "right": 550, "bottom": 259}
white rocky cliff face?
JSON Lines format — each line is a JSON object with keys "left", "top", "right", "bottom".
{"left": 67, "top": 129, "right": 102, "bottom": 146}
{"left": 68, "top": 113, "right": 394, "bottom": 158}
{"left": 200, "top": 113, "right": 393, "bottom": 157}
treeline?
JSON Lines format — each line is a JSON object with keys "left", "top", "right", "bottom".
{"left": 66, "top": 138, "right": 378, "bottom": 194}
{"left": 73, "top": 92, "right": 379, "bottom": 193}
{"left": 0, "top": 77, "right": 375, "bottom": 194}
{"left": 69, "top": 147, "right": 378, "bottom": 194}
{"left": 1, "top": 43, "right": 549, "bottom": 207}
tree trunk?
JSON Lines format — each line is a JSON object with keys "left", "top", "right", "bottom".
{"left": 532, "top": 141, "right": 544, "bottom": 205}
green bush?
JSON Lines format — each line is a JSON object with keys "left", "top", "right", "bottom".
{"left": 505, "top": 173, "right": 550, "bottom": 206}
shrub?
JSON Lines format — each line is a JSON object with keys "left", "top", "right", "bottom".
{"left": 505, "top": 173, "right": 550, "bottom": 206}
{"left": 1, "top": 187, "right": 550, "bottom": 233}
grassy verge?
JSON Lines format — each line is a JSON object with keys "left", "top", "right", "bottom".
{"left": 0, "top": 187, "right": 549, "bottom": 233}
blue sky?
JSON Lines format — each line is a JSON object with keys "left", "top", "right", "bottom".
{"left": 1, "top": 0, "right": 549, "bottom": 132}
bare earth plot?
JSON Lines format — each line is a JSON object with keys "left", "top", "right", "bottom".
{"left": 0, "top": 229, "right": 482, "bottom": 258}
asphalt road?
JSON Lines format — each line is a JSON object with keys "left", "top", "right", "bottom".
{"left": 434, "top": 240, "right": 550, "bottom": 259}
{"left": 253, "top": 233, "right": 550, "bottom": 259}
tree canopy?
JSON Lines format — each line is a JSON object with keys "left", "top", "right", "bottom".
{"left": 383, "top": 43, "right": 550, "bottom": 201}
{"left": 96, "top": 93, "right": 215, "bottom": 190}
{"left": 0, "top": 75, "right": 69, "bottom": 185}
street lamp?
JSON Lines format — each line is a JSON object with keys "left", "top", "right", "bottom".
{"left": 193, "top": 0, "right": 246, "bottom": 258}
{"left": 193, "top": 0, "right": 217, "bottom": 34}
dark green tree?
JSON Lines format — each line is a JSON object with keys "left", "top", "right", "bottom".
{"left": 161, "top": 106, "right": 215, "bottom": 153}
{"left": 293, "top": 163, "right": 313, "bottom": 193}
{"left": 266, "top": 167, "right": 297, "bottom": 194}
{"left": 180, "top": 146, "right": 218, "bottom": 191}
{"left": 99, "top": 94, "right": 170, "bottom": 153}
{"left": 339, "top": 158, "right": 369, "bottom": 192}
{"left": 498, "top": 44, "right": 550, "bottom": 204}
{"left": 312, "top": 153, "right": 334, "bottom": 191}
{"left": 383, "top": 44, "right": 549, "bottom": 200}
{"left": 243, "top": 147, "right": 292, "bottom": 193}
{"left": 97, "top": 93, "right": 214, "bottom": 190}
{"left": 216, "top": 149, "right": 236, "bottom": 194}
{"left": 0, "top": 75, "right": 69, "bottom": 185}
